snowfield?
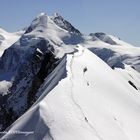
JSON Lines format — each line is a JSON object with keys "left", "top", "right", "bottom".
{"left": 0, "top": 13, "right": 140, "bottom": 140}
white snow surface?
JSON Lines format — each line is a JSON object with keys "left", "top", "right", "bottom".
{"left": 0, "top": 28, "right": 23, "bottom": 57}
{"left": 2, "top": 45, "right": 140, "bottom": 140}
{"left": 0, "top": 80, "right": 12, "bottom": 95}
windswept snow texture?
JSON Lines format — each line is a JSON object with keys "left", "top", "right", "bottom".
{"left": 1, "top": 46, "right": 140, "bottom": 140}
{"left": 0, "top": 13, "right": 140, "bottom": 140}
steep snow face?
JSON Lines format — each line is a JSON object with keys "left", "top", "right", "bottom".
{"left": 52, "top": 13, "right": 81, "bottom": 35}
{"left": 24, "top": 13, "right": 83, "bottom": 57}
{"left": 25, "top": 13, "right": 48, "bottom": 34}
{"left": 0, "top": 28, "right": 23, "bottom": 57}
{"left": 2, "top": 46, "right": 140, "bottom": 140}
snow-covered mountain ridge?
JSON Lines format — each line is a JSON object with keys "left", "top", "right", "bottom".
{"left": 0, "top": 13, "right": 140, "bottom": 140}
{"left": 1, "top": 46, "right": 140, "bottom": 140}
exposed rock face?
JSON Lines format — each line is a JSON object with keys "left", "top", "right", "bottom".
{"left": 0, "top": 37, "right": 59, "bottom": 131}
{"left": 52, "top": 13, "right": 81, "bottom": 35}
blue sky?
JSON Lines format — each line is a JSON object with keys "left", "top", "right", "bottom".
{"left": 0, "top": 0, "right": 139, "bottom": 46}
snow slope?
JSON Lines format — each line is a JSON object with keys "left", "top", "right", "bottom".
{"left": 0, "top": 28, "right": 23, "bottom": 57}
{"left": 82, "top": 33, "right": 140, "bottom": 72}
{"left": 1, "top": 46, "right": 140, "bottom": 140}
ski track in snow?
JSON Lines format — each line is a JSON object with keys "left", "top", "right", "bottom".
{"left": 68, "top": 46, "right": 104, "bottom": 140}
